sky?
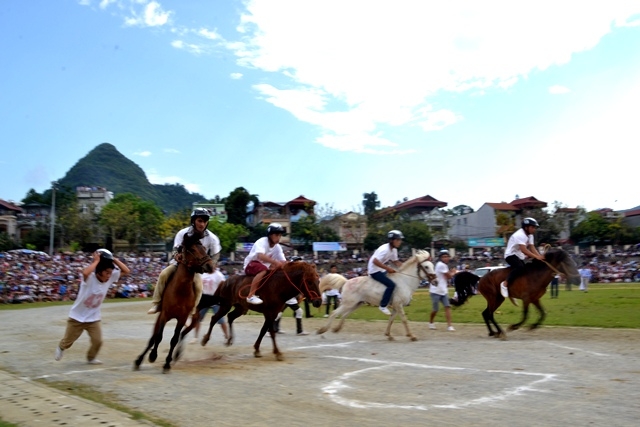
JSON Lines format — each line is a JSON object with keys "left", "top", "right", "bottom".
{"left": 1, "top": 0, "right": 639, "bottom": 214}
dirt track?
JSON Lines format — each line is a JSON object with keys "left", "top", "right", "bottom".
{"left": 1, "top": 301, "right": 639, "bottom": 426}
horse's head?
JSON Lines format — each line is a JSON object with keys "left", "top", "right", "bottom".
{"left": 414, "top": 250, "right": 436, "bottom": 283}
{"left": 545, "top": 248, "right": 580, "bottom": 285}
{"left": 283, "top": 261, "right": 322, "bottom": 307}
{"left": 180, "top": 230, "right": 214, "bottom": 274}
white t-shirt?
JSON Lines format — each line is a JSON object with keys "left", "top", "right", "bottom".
{"left": 243, "top": 237, "right": 286, "bottom": 269}
{"left": 201, "top": 269, "right": 226, "bottom": 295}
{"left": 504, "top": 228, "right": 534, "bottom": 260}
{"left": 172, "top": 227, "right": 221, "bottom": 264}
{"left": 367, "top": 244, "right": 398, "bottom": 275}
{"left": 430, "top": 261, "right": 449, "bottom": 296}
{"left": 68, "top": 269, "right": 121, "bottom": 323}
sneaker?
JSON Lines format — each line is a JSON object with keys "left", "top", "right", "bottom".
{"left": 323, "top": 314, "right": 329, "bottom": 318}
{"left": 147, "top": 304, "right": 159, "bottom": 314}
{"left": 54, "top": 346, "right": 63, "bottom": 361}
{"left": 500, "top": 282, "right": 509, "bottom": 298}
{"left": 276, "top": 330, "right": 285, "bottom": 334}
{"left": 297, "top": 331, "right": 309, "bottom": 336}
{"left": 378, "top": 306, "right": 391, "bottom": 315}
{"left": 87, "top": 359, "right": 103, "bottom": 365}
{"left": 447, "top": 326, "right": 456, "bottom": 332}
{"left": 247, "top": 295, "right": 263, "bottom": 304}
{"left": 429, "top": 323, "right": 436, "bottom": 330}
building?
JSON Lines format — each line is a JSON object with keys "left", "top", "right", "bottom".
{"left": 320, "top": 211, "right": 368, "bottom": 250}
{"left": 377, "top": 194, "right": 449, "bottom": 237}
{"left": 249, "top": 195, "right": 316, "bottom": 246}
{"left": 76, "top": 186, "right": 113, "bottom": 215}
{"left": 623, "top": 208, "right": 640, "bottom": 228}
{"left": 0, "top": 199, "right": 22, "bottom": 242}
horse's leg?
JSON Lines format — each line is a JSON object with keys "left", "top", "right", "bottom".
{"left": 175, "top": 314, "right": 198, "bottom": 362}
{"left": 317, "top": 304, "right": 344, "bottom": 334}
{"left": 224, "top": 307, "right": 244, "bottom": 347}
{"left": 147, "top": 317, "right": 167, "bottom": 364}
{"left": 384, "top": 305, "right": 400, "bottom": 341}
{"left": 396, "top": 306, "right": 417, "bottom": 341}
{"left": 333, "top": 302, "right": 363, "bottom": 333}
{"left": 253, "top": 317, "right": 271, "bottom": 359}
{"left": 265, "top": 313, "right": 283, "bottom": 361}
{"left": 163, "top": 320, "right": 184, "bottom": 373}
{"left": 529, "top": 299, "right": 546, "bottom": 330}
{"left": 134, "top": 332, "right": 157, "bottom": 370}
{"left": 509, "top": 300, "right": 530, "bottom": 331}
{"left": 202, "top": 304, "right": 231, "bottom": 346}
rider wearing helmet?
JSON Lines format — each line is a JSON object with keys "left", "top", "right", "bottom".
{"left": 244, "top": 223, "right": 287, "bottom": 304}
{"left": 367, "top": 230, "right": 404, "bottom": 315}
{"left": 147, "top": 208, "right": 221, "bottom": 314}
{"left": 500, "top": 217, "right": 545, "bottom": 298}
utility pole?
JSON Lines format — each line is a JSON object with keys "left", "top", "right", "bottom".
{"left": 49, "top": 181, "right": 58, "bottom": 256}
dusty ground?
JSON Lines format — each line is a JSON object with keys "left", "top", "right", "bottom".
{"left": 1, "top": 301, "right": 639, "bottom": 427}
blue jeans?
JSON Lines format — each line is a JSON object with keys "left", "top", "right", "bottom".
{"left": 370, "top": 271, "right": 396, "bottom": 308}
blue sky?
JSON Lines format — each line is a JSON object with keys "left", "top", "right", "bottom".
{"left": 1, "top": 0, "right": 639, "bottom": 214}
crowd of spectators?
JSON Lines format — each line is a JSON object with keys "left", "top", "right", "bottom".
{"left": 2, "top": 244, "right": 639, "bottom": 304}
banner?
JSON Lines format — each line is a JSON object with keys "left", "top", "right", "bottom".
{"left": 235, "top": 243, "right": 254, "bottom": 252}
{"left": 468, "top": 237, "right": 505, "bottom": 247}
{"left": 312, "top": 242, "right": 348, "bottom": 252}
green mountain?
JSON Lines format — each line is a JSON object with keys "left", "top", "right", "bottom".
{"left": 58, "top": 143, "right": 207, "bottom": 213}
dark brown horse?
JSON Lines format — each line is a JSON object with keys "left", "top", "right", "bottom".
{"left": 201, "top": 261, "right": 322, "bottom": 360}
{"left": 134, "top": 230, "right": 214, "bottom": 372}
{"left": 478, "top": 248, "right": 580, "bottom": 338}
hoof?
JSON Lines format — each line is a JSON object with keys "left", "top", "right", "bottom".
{"left": 410, "top": 336, "right": 418, "bottom": 342}
{"left": 316, "top": 328, "right": 327, "bottom": 335}
{"left": 276, "top": 353, "right": 284, "bottom": 361}
{"left": 387, "top": 335, "right": 395, "bottom": 341}
{"left": 254, "top": 351, "right": 262, "bottom": 358}
{"left": 133, "top": 362, "right": 140, "bottom": 371}
{"left": 149, "top": 352, "right": 157, "bottom": 363}
{"left": 162, "top": 365, "right": 171, "bottom": 373}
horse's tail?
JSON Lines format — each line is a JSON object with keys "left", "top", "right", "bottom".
{"left": 320, "top": 273, "right": 348, "bottom": 292}
{"left": 450, "top": 272, "right": 479, "bottom": 307}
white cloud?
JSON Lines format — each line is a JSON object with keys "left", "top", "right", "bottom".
{"left": 171, "top": 40, "right": 203, "bottom": 55}
{"left": 99, "top": 0, "right": 116, "bottom": 9}
{"left": 133, "top": 150, "right": 152, "bottom": 157}
{"left": 146, "top": 169, "right": 200, "bottom": 193}
{"left": 163, "top": 148, "right": 180, "bottom": 153}
{"left": 226, "top": 0, "right": 640, "bottom": 153}
{"left": 124, "top": 1, "right": 171, "bottom": 27}
{"left": 198, "top": 28, "right": 220, "bottom": 40}
{"left": 549, "top": 85, "right": 571, "bottom": 95}
{"left": 230, "top": 72, "right": 243, "bottom": 80}
{"left": 78, "top": 0, "right": 91, "bottom": 6}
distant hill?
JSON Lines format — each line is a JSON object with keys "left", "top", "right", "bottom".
{"left": 58, "top": 143, "right": 207, "bottom": 213}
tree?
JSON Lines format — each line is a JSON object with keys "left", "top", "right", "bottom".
{"left": 570, "top": 212, "right": 611, "bottom": 244}
{"left": 291, "top": 215, "right": 340, "bottom": 251}
{"left": 21, "top": 189, "right": 46, "bottom": 205}
{"left": 99, "top": 193, "right": 164, "bottom": 250}
{"left": 207, "top": 221, "right": 249, "bottom": 254}
{"left": 398, "top": 221, "right": 432, "bottom": 250}
{"left": 450, "top": 205, "right": 474, "bottom": 216}
{"left": 225, "top": 187, "right": 259, "bottom": 226}
{"left": 362, "top": 192, "right": 380, "bottom": 216}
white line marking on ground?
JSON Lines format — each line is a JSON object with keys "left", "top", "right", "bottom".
{"left": 290, "top": 341, "right": 366, "bottom": 350}
{"left": 543, "top": 341, "right": 611, "bottom": 357}
{"left": 32, "top": 366, "right": 129, "bottom": 380}
{"left": 322, "top": 356, "right": 557, "bottom": 410}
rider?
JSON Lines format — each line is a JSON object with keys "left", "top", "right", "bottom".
{"left": 147, "top": 208, "right": 221, "bottom": 314}
{"left": 500, "top": 217, "right": 545, "bottom": 298}
{"left": 367, "top": 230, "right": 404, "bottom": 315}
{"left": 244, "top": 223, "right": 287, "bottom": 304}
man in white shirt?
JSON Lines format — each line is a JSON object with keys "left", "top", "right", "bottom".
{"left": 500, "top": 217, "right": 545, "bottom": 298}
{"left": 368, "top": 230, "right": 404, "bottom": 315}
{"left": 55, "top": 249, "right": 130, "bottom": 364}
{"left": 429, "top": 250, "right": 457, "bottom": 331}
{"left": 245, "top": 223, "right": 287, "bottom": 304}
{"left": 147, "top": 208, "right": 221, "bottom": 314}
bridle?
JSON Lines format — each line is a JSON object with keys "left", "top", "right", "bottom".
{"left": 181, "top": 245, "right": 212, "bottom": 273}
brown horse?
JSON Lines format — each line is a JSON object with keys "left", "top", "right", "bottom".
{"left": 201, "top": 260, "right": 322, "bottom": 360}
{"left": 478, "top": 248, "right": 580, "bottom": 338}
{"left": 134, "top": 230, "right": 214, "bottom": 372}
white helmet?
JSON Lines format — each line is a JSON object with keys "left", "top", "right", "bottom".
{"left": 96, "top": 248, "right": 113, "bottom": 260}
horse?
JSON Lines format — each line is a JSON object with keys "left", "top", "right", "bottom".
{"left": 317, "top": 250, "right": 436, "bottom": 341}
{"left": 449, "top": 271, "right": 480, "bottom": 307}
{"left": 134, "top": 230, "right": 214, "bottom": 372}
{"left": 200, "top": 260, "right": 322, "bottom": 361}
{"left": 478, "top": 248, "right": 581, "bottom": 338}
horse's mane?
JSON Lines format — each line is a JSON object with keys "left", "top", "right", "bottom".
{"left": 281, "top": 261, "right": 317, "bottom": 276}
{"left": 181, "top": 230, "right": 204, "bottom": 247}
{"left": 399, "top": 250, "right": 431, "bottom": 271}
{"left": 524, "top": 248, "right": 570, "bottom": 274}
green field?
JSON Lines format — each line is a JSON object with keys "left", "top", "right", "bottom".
{"left": 2, "top": 284, "right": 639, "bottom": 329}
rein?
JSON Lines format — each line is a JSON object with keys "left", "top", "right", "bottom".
{"left": 282, "top": 268, "right": 321, "bottom": 300}
{"left": 539, "top": 244, "right": 564, "bottom": 276}
{"left": 180, "top": 247, "right": 212, "bottom": 273}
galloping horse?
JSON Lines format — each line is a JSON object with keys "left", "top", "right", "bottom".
{"left": 317, "top": 250, "right": 436, "bottom": 341}
{"left": 201, "top": 261, "right": 322, "bottom": 361}
{"left": 134, "top": 230, "right": 214, "bottom": 372}
{"left": 478, "top": 248, "right": 580, "bottom": 338}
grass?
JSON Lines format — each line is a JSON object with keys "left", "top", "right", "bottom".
{"left": 0, "top": 420, "right": 18, "bottom": 427}
{"left": 36, "top": 380, "right": 177, "bottom": 427}
{"left": 313, "top": 283, "right": 640, "bottom": 329}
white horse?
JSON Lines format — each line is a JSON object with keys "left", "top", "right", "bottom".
{"left": 317, "top": 250, "right": 436, "bottom": 341}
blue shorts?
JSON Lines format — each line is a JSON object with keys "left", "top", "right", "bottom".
{"left": 430, "top": 293, "right": 450, "bottom": 311}
{"left": 198, "top": 304, "right": 226, "bottom": 325}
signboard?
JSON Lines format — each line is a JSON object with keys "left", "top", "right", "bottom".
{"left": 235, "top": 243, "right": 254, "bottom": 252}
{"left": 312, "top": 242, "right": 348, "bottom": 252}
{"left": 192, "top": 203, "right": 228, "bottom": 223}
{"left": 468, "top": 238, "right": 505, "bottom": 247}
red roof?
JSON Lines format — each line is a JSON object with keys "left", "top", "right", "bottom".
{"left": 625, "top": 209, "right": 640, "bottom": 217}
{"left": 286, "top": 195, "right": 316, "bottom": 206}
{"left": 556, "top": 208, "right": 579, "bottom": 213}
{"left": 510, "top": 196, "right": 547, "bottom": 208}
{"left": 486, "top": 202, "right": 519, "bottom": 211}
{"left": 384, "top": 194, "right": 447, "bottom": 211}
{"left": 0, "top": 199, "right": 22, "bottom": 212}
